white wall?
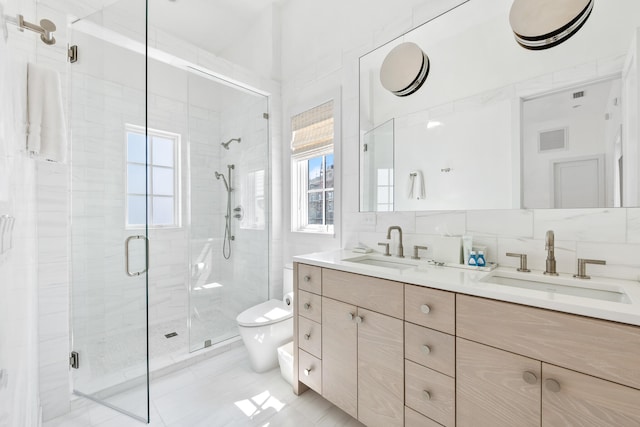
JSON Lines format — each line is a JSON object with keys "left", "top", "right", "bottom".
{"left": 280, "top": 0, "right": 640, "bottom": 284}
{"left": 0, "top": 0, "right": 42, "bottom": 425}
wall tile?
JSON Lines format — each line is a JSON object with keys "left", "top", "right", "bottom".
{"left": 415, "top": 211, "right": 466, "bottom": 236}
{"left": 467, "top": 209, "right": 533, "bottom": 238}
{"left": 534, "top": 209, "right": 626, "bottom": 243}
{"left": 627, "top": 208, "right": 640, "bottom": 243}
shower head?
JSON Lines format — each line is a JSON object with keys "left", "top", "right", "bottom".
{"left": 221, "top": 137, "right": 241, "bottom": 150}
{"left": 215, "top": 171, "right": 229, "bottom": 192}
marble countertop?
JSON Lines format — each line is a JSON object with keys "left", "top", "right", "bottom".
{"left": 293, "top": 249, "right": 640, "bottom": 327}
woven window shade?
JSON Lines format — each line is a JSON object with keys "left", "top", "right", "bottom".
{"left": 291, "top": 100, "right": 334, "bottom": 154}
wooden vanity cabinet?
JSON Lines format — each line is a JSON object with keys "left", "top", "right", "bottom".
{"left": 457, "top": 295, "right": 640, "bottom": 427}
{"left": 322, "top": 270, "right": 404, "bottom": 427}
{"left": 294, "top": 262, "right": 640, "bottom": 427}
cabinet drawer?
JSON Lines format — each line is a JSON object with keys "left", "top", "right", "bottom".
{"left": 298, "top": 349, "right": 322, "bottom": 394}
{"left": 298, "top": 316, "right": 321, "bottom": 358}
{"left": 297, "top": 263, "right": 322, "bottom": 294}
{"left": 405, "top": 322, "right": 455, "bottom": 377}
{"left": 405, "top": 406, "right": 443, "bottom": 427}
{"left": 323, "top": 268, "right": 403, "bottom": 319}
{"left": 405, "top": 360, "right": 455, "bottom": 427}
{"left": 298, "top": 290, "right": 322, "bottom": 323}
{"left": 457, "top": 294, "right": 640, "bottom": 390}
{"left": 405, "top": 285, "right": 455, "bottom": 334}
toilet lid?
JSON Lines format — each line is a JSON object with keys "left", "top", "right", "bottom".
{"left": 237, "top": 299, "right": 293, "bottom": 327}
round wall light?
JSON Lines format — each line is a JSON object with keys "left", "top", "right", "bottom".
{"left": 380, "top": 42, "right": 430, "bottom": 97}
{"left": 509, "top": 0, "right": 594, "bottom": 50}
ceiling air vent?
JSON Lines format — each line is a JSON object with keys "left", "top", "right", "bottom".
{"left": 539, "top": 128, "right": 567, "bottom": 152}
{"left": 572, "top": 91, "right": 585, "bottom": 99}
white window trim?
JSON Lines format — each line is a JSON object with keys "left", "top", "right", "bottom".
{"left": 291, "top": 146, "right": 334, "bottom": 234}
{"left": 125, "top": 124, "right": 182, "bottom": 230}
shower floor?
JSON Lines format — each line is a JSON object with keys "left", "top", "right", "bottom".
{"left": 75, "top": 309, "right": 240, "bottom": 397}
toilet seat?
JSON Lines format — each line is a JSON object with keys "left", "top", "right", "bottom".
{"left": 236, "top": 299, "right": 292, "bottom": 327}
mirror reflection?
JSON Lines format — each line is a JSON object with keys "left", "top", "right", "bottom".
{"left": 359, "top": 0, "right": 640, "bottom": 211}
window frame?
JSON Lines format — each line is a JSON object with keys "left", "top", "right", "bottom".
{"left": 292, "top": 147, "right": 334, "bottom": 233}
{"left": 125, "top": 124, "right": 182, "bottom": 230}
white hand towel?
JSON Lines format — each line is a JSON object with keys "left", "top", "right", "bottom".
{"left": 27, "top": 63, "right": 67, "bottom": 163}
{"left": 408, "top": 170, "right": 426, "bottom": 200}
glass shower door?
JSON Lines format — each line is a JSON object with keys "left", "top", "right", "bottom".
{"left": 69, "top": 0, "right": 149, "bottom": 422}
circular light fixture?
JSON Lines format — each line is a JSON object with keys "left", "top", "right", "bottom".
{"left": 380, "top": 42, "right": 430, "bottom": 97}
{"left": 509, "top": 0, "right": 594, "bottom": 50}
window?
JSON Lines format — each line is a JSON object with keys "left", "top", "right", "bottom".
{"left": 126, "top": 125, "right": 180, "bottom": 228}
{"left": 291, "top": 101, "right": 334, "bottom": 233}
{"left": 291, "top": 100, "right": 335, "bottom": 233}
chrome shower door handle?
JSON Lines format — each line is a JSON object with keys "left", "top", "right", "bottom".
{"left": 125, "top": 235, "right": 149, "bottom": 277}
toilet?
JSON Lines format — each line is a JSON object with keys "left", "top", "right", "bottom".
{"left": 236, "top": 264, "right": 294, "bottom": 373}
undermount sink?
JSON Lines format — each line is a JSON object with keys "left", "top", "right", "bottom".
{"left": 481, "top": 271, "right": 631, "bottom": 304}
{"left": 341, "top": 254, "right": 419, "bottom": 271}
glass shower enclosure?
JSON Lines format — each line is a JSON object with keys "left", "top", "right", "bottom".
{"left": 69, "top": 0, "right": 150, "bottom": 421}
{"left": 68, "top": 0, "right": 270, "bottom": 422}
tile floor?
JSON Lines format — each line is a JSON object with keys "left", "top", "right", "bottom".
{"left": 43, "top": 345, "right": 364, "bottom": 427}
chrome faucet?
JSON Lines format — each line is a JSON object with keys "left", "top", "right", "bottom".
{"left": 544, "top": 230, "right": 558, "bottom": 276}
{"left": 386, "top": 226, "right": 404, "bottom": 258}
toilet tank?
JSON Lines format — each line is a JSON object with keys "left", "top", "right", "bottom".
{"left": 283, "top": 263, "right": 294, "bottom": 295}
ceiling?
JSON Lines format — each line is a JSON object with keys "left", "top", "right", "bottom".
{"left": 147, "top": 0, "right": 281, "bottom": 55}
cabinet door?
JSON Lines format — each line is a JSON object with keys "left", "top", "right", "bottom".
{"left": 542, "top": 363, "right": 640, "bottom": 427}
{"left": 322, "top": 297, "right": 357, "bottom": 419}
{"left": 457, "top": 338, "right": 541, "bottom": 427}
{"left": 358, "top": 308, "right": 404, "bottom": 427}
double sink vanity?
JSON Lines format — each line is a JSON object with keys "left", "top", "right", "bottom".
{"left": 291, "top": 239, "right": 640, "bottom": 427}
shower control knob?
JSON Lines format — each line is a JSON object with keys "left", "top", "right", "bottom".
{"left": 304, "top": 368, "right": 312, "bottom": 376}
{"left": 304, "top": 333, "right": 311, "bottom": 341}
{"left": 304, "top": 303, "right": 311, "bottom": 310}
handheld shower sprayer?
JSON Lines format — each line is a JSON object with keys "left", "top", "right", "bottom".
{"left": 214, "top": 171, "right": 229, "bottom": 192}
{"left": 221, "top": 137, "right": 241, "bottom": 150}
{"left": 216, "top": 164, "right": 235, "bottom": 259}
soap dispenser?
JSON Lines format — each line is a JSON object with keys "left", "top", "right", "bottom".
{"left": 468, "top": 250, "right": 477, "bottom": 266}
{"left": 476, "top": 251, "right": 486, "bottom": 267}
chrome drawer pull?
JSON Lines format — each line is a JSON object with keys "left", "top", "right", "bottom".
{"left": 347, "top": 312, "right": 354, "bottom": 321}
{"left": 421, "top": 345, "right": 431, "bottom": 355}
{"left": 304, "top": 275, "right": 311, "bottom": 282}
{"left": 304, "top": 368, "right": 312, "bottom": 376}
{"left": 304, "top": 333, "right": 311, "bottom": 341}
{"left": 422, "top": 390, "right": 431, "bottom": 400}
{"left": 304, "top": 302, "right": 311, "bottom": 310}
{"left": 420, "top": 304, "right": 431, "bottom": 314}
{"left": 355, "top": 316, "right": 363, "bottom": 324}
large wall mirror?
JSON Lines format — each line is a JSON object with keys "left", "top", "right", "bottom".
{"left": 359, "top": 0, "right": 640, "bottom": 211}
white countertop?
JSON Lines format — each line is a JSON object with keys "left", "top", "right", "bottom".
{"left": 293, "top": 249, "right": 640, "bottom": 327}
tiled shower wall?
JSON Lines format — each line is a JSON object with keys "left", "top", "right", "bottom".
{"left": 280, "top": 0, "right": 640, "bottom": 284}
